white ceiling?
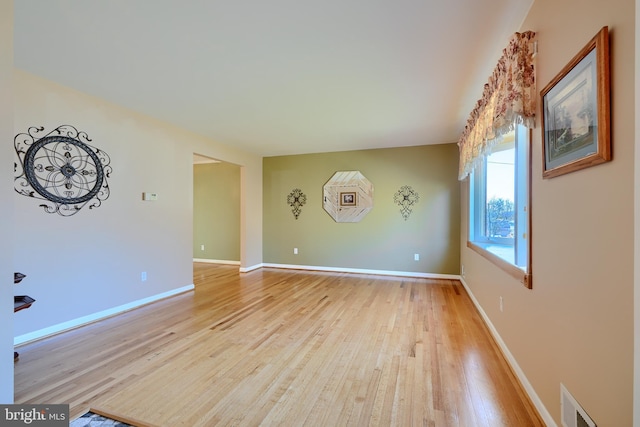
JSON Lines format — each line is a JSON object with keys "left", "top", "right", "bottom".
{"left": 14, "top": 0, "right": 532, "bottom": 157}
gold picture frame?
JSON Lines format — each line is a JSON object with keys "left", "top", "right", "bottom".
{"left": 540, "top": 26, "right": 611, "bottom": 179}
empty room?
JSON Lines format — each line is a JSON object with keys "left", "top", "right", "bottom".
{"left": 1, "top": 0, "right": 637, "bottom": 426}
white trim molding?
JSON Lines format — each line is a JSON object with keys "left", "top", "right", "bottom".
{"left": 211, "top": 261, "right": 460, "bottom": 279}
{"left": 459, "top": 277, "right": 556, "bottom": 427}
{"left": 14, "top": 284, "right": 195, "bottom": 346}
{"left": 260, "top": 263, "right": 460, "bottom": 280}
{"left": 193, "top": 258, "right": 241, "bottom": 265}
{"left": 239, "top": 263, "right": 263, "bottom": 273}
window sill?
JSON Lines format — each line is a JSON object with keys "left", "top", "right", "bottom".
{"left": 467, "top": 241, "right": 532, "bottom": 288}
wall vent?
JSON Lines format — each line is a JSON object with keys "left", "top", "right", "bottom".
{"left": 561, "top": 383, "right": 596, "bottom": 427}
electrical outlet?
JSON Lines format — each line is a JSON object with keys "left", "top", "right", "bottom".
{"left": 499, "top": 296, "right": 504, "bottom": 312}
{"left": 414, "top": 253, "right": 420, "bottom": 261}
{"left": 294, "top": 248, "right": 298, "bottom": 255}
{"left": 461, "top": 265, "right": 465, "bottom": 277}
{"left": 141, "top": 272, "right": 147, "bottom": 282}
{"left": 200, "top": 244, "right": 205, "bottom": 251}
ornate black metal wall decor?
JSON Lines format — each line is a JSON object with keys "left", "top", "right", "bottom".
{"left": 287, "top": 188, "right": 307, "bottom": 219}
{"left": 393, "top": 185, "right": 419, "bottom": 220}
{"left": 14, "top": 125, "right": 112, "bottom": 216}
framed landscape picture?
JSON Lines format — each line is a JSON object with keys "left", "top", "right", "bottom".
{"left": 540, "top": 26, "right": 611, "bottom": 178}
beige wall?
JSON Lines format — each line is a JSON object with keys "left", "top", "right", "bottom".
{"left": 12, "top": 69, "right": 262, "bottom": 337}
{"left": 0, "top": 0, "right": 13, "bottom": 403}
{"left": 461, "top": 0, "right": 634, "bottom": 425}
{"left": 264, "top": 144, "right": 460, "bottom": 274}
{"left": 193, "top": 162, "right": 241, "bottom": 261}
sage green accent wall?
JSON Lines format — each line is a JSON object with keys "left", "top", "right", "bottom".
{"left": 193, "top": 162, "right": 241, "bottom": 261}
{"left": 264, "top": 144, "right": 460, "bottom": 274}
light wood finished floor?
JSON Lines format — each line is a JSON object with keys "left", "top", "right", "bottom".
{"left": 14, "top": 264, "right": 543, "bottom": 426}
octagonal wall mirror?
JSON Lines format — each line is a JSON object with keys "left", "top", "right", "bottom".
{"left": 323, "top": 171, "right": 373, "bottom": 222}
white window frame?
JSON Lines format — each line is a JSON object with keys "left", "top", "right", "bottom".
{"left": 467, "top": 124, "right": 532, "bottom": 288}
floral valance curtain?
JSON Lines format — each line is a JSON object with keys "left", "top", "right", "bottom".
{"left": 458, "top": 31, "right": 537, "bottom": 180}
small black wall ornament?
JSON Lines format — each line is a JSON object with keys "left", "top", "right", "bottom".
{"left": 393, "top": 185, "right": 419, "bottom": 220}
{"left": 287, "top": 188, "right": 307, "bottom": 219}
{"left": 14, "top": 125, "right": 112, "bottom": 216}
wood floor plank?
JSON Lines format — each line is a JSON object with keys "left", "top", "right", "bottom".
{"left": 14, "top": 264, "right": 544, "bottom": 426}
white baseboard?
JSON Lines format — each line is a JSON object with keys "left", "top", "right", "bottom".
{"left": 206, "top": 261, "right": 459, "bottom": 279}
{"left": 259, "top": 263, "right": 460, "bottom": 280}
{"left": 459, "top": 277, "right": 555, "bottom": 427}
{"left": 239, "top": 263, "right": 263, "bottom": 273}
{"left": 190, "top": 261, "right": 266, "bottom": 273}
{"left": 14, "top": 284, "right": 195, "bottom": 346}
{"left": 193, "top": 258, "right": 240, "bottom": 265}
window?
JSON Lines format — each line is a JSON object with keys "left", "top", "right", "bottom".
{"left": 468, "top": 124, "right": 531, "bottom": 287}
